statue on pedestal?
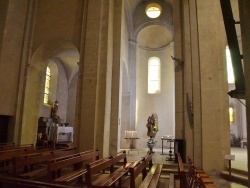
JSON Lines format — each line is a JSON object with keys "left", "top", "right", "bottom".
{"left": 146, "top": 113, "right": 158, "bottom": 153}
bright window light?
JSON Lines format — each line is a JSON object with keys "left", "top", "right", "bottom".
{"left": 146, "top": 3, "right": 162, "bottom": 18}
{"left": 148, "top": 57, "right": 161, "bottom": 94}
{"left": 44, "top": 67, "right": 51, "bottom": 104}
{"left": 229, "top": 107, "right": 234, "bottom": 124}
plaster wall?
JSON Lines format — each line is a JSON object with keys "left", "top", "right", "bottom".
{"left": 136, "top": 44, "right": 175, "bottom": 149}
{"left": 32, "top": 0, "right": 83, "bottom": 53}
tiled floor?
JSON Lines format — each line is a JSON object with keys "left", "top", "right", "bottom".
{"left": 123, "top": 147, "right": 248, "bottom": 188}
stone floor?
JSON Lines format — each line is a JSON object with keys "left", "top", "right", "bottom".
{"left": 122, "top": 147, "right": 248, "bottom": 188}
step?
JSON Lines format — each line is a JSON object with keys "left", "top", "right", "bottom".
{"left": 221, "top": 170, "right": 248, "bottom": 186}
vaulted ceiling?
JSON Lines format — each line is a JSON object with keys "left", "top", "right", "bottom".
{"left": 126, "top": 0, "right": 173, "bottom": 18}
{"left": 126, "top": 0, "right": 174, "bottom": 49}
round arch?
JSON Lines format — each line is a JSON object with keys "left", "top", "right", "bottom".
{"left": 21, "top": 39, "right": 79, "bottom": 145}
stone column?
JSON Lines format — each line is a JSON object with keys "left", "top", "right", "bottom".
{"left": 196, "top": 0, "right": 230, "bottom": 172}
{"left": 181, "top": 0, "right": 195, "bottom": 162}
{"left": 109, "top": 0, "right": 122, "bottom": 155}
{"left": 238, "top": 1, "right": 250, "bottom": 186}
{"left": 173, "top": 0, "right": 184, "bottom": 139}
{"left": 77, "top": 0, "right": 113, "bottom": 156}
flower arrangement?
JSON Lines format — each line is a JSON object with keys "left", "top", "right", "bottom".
{"left": 146, "top": 114, "right": 158, "bottom": 144}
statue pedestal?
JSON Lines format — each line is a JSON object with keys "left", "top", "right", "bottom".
{"left": 147, "top": 141, "right": 157, "bottom": 153}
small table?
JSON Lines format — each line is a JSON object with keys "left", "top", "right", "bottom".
{"left": 124, "top": 137, "right": 140, "bottom": 154}
{"left": 161, "top": 137, "right": 175, "bottom": 161}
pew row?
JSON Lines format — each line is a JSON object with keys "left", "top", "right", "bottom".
{"left": 129, "top": 152, "right": 153, "bottom": 188}
{"left": 47, "top": 149, "right": 100, "bottom": 184}
{"left": 139, "top": 163, "right": 163, "bottom": 188}
{"left": 0, "top": 145, "right": 53, "bottom": 173}
{"left": 13, "top": 148, "right": 78, "bottom": 179}
{"left": 0, "top": 175, "right": 74, "bottom": 188}
{"left": 176, "top": 152, "right": 218, "bottom": 188}
{"left": 86, "top": 150, "right": 132, "bottom": 187}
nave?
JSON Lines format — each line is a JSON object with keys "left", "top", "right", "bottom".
{"left": 0, "top": 143, "right": 246, "bottom": 188}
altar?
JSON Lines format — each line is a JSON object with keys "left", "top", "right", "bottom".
{"left": 37, "top": 117, "right": 73, "bottom": 148}
{"left": 48, "top": 125, "right": 73, "bottom": 143}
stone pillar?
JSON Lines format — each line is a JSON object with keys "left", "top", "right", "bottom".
{"left": 181, "top": 0, "right": 202, "bottom": 167}
{"left": 181, "top": 0, "right": 230, "bottom": 172}
{"left": 77, "top": 0, "right": 112, "bottom": 156}
{"left": 181, "top": 0, "right": 194, "bottom": 163}
{"left": 238, "top": 1, "right": 250, "bottom": 186}
{"left": 173, "top": 0, "right": 184, "bottom": 139}
{"left": 196, "top": 0, "right": 230, "bottom": 172}
{"left": 129, "top": 40, "right": 137, "bottom": 131}
{"left": 109, "top": 0, "right": 122, "bottom": 155}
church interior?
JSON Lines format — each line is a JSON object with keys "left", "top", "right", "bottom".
{"left": 0, "top": 0, "right": 250, "bottom": 187}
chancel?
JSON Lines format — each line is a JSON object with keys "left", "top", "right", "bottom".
{"left": 0, "top": 0, "right": 250, "bottom": 187}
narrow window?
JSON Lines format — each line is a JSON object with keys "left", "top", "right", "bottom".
{"left": 44, "top": 67, "right": 51, "bottom": 104}
{"left": 226, "top": 46, "right": 235, "bottom": 83}
{"left": 148, "top": 57, "right": 161, "bottom": 94}
{"left": 229, "top": 107, "right": 234, "bottom": 124}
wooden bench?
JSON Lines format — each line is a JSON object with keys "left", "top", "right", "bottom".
{"left": 139, "top": 163, "right": 163, "bottom": 188}
{"left": 0, "top": 143, "right": 15, "bottom": 151}
{"left": 86, "top": 150, "right": 132, "bottom": 187}
{"left": 176, "top": 153, "right": 217, "bottom": 188}
{"left": 13, "top": 148, "right": 78, "bottom": 179}
{"left": 0, "top": 147, "right": 36, "bottom": 173}
{"left": 47, "top": 149, "right": 100, "bottom": 184}
{"left": 129, "top": 152, "right": 153, "bottom": 188}
{"left": 176, "top": 152, "right": 187, "bottom": 188}
{"left": 169, "top": 173, "right": 175, "bottom": 188}
{"left": 0, "top": 175, "right": 74, "bottom": 188}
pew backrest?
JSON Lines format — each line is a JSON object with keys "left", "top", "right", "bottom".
{"left": 85, "top": 151, "right": 129, "bottom": 187}
{"left": 47, "top": 149, "right": 99, "bottom": 182}
{"left": 129, "top": 158, "right": 146, "bottom": 188}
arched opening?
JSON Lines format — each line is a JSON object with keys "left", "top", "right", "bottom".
{"left": 226, "top": 46, "right": 247, "bottom": 171}
{"left": 20, "top": 40, "right": 79, "bottom": 145}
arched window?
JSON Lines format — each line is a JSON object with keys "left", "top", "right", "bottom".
{"left": 44, "top": 67, "right": 51, "bottom": 104}
{"left": 229, "top": 106, "right": 234, "bottom": 125}
{"left": 226, "top": 46, "right": 235, "bottom": 83}
{"left": 148, "top": 57, "right": 161, "bottom": 94}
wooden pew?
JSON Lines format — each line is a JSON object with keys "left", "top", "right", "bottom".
{"left": 0, "top": 143, "right": 15, "bottom": 151}
{"left": 176, "top": 152, "right": 187, "bottom": 188}
{"left": 13, "top": 148, "right": 78, "bottom": 179}
{"left": 139, "top": 163, "right": 163, "bottom": 188}
{"left": 169, "top": 173, "right": 175, "bottom": 188}
{"left": 0, "top": 175, "right": 74, "bottom": 188}
{"left": 0, "top": 146, "right": 71, "bottom": 174}
{"left": 176, "top": 153, "right": 217, "bottom": 188}
{"left": 47, "top": 149, "right": 100, "bottom": 184}
{"left": 0, "top": 147, "right": 35, "bottom": 173}
{"left": 186, "top": 157, "right": 215, "bottom": 188}
{"left": 85, "top": 150, "right": 132, "bottom": 187}
{"left": 129, "top": 152, "right": 153, "bottom": 188}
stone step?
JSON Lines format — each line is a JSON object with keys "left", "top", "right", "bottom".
{"left": 221, "top": 170, "right": 248, "bottom": 186}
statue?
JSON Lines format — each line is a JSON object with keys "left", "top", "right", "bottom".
{"left": 146, "top": 114, "right": 158, "bottom": 138}
{"left": 51, "top": 100, "right": 61, "bottom": 124}
{"left": 146, "top": 113, "right": 158, "bottom": 153}
{"left": 52, "top": 100, "right": 59, "bottom": 116}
